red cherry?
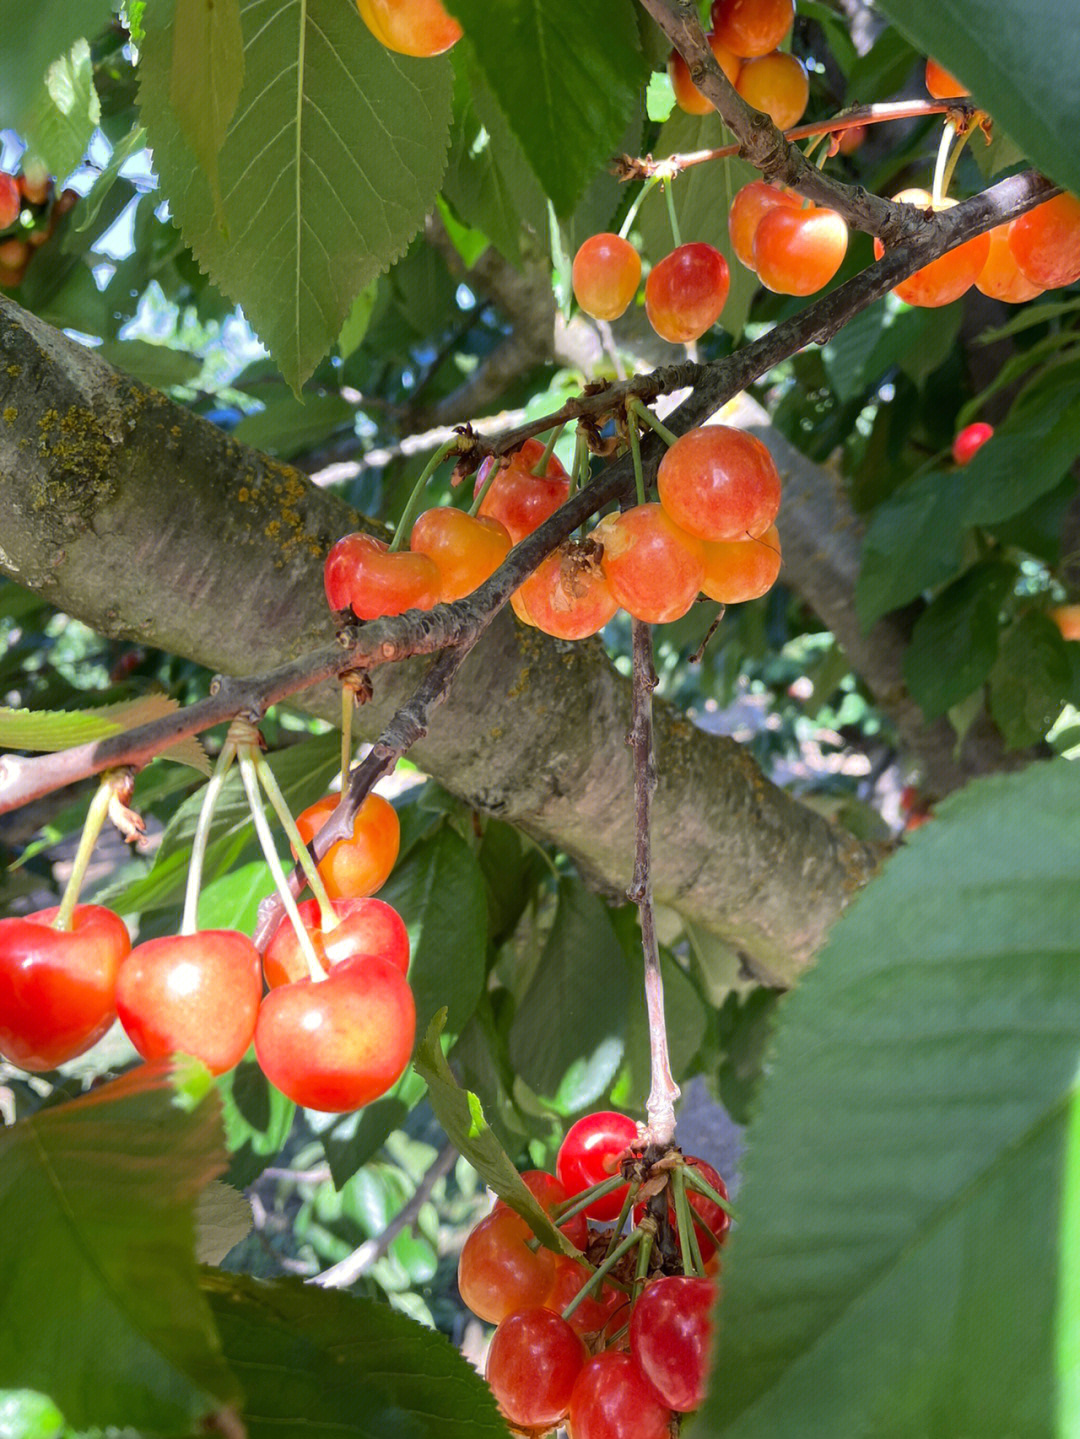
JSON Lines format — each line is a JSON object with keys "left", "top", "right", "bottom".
{"left": 632, "top": 1156, "right": 732, "bottom": 1257}
{"left": 736, "top": 50, "right": 809, "bottom": 130}
{"left": 458, "top": 1208, "right": 557, "bottom": 1323}
{"left": 254, "top": 954, "right": 415, "bottom": 1111}
{"left": 728, "top": 179, "right": 799, "bottom": 272}
{"left": 836, "top": 123, "right": 867, "bottom": 155}
{"left": 0, "top": 173, "right": 19, "bottom": 230}
{"left": 668, "top": 33, "right": 742, "bottom": 116}
{"left": 323, "top": 531, "right": 440, "bottom": 620}
{"left": 262, "top": 895, "right": 409, "bottom": 988}
{"left": 514, "top": 540, "right": 620, "bottom": 640}
{"left": 629, "top": 1274, "right": 716, "bottom": 1412}
{"left": 474, "top": 439, "right": 571, "bottom": 544}
{"left": 115, "top": 930, "right": 262, "bottom": 1076}
{"left": 293, "top": 793, "right": 400, "bottom": 900}
{"left": 924, "top": 57, "right": 968, "bottom": 98}
{"left": 873, "top": 190, "right": 990, "bottom": 307}
{"left": 572, "top": 233, "right": 642, "bottom": 321}
{"left": 645, "top": 243, "right": 730, "bottom": 344}
{"left": 1008, "top": 193, "right": 1080, "bottom": 290}
{"left": 657, "top": 425, "right": 782, "bottom": 543}
{"left": 408, "top": 507, "right": 511, "bottom": 602}
{"left": 546, "top": 1255, "right": 626, "bottom": 1336}
{"left": 567, "top": 1350, "right": 672, "bottom": 1439}
{"left": 752, "top": 203, "right": 848, "bottom": 295}
{"left": 555, "top": 1111, "right": 638, "bottom": 1221}
{"left": 701, "top": 524, "right": 781, "bottom": 602}
{"left": 0, "top": 906, "right": 130, "bottom": 1071}
{"left": 711, "top": 0, "right": 795, "bottom": 58}
{"left": 975, "top": 221, "right": 1044, "bottom": 303}
{"left": 595, "top": 506, "right": 705, "bottom": 625}
{"left": 493, "top": 1170, "right": 590, "bottom": 1249}
{"left": 486, "top": 1307, "right": 588, "bottom": 1429}
{"left": 952, "top": 422, "right": 994, "bottom": 467}
{"left": 354, "top": 0, "right": 461, "bottom": 56}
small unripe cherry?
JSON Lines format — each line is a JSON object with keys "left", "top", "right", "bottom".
{"left": 571, "top": 233, "right": 641, "bottom": 321}
{"left": 645, "top": 242, "right": 730, "bottom": 344}
{"left": 294, "top": 792, "right": 400, "bottom": 900}
{"left": 736, "top": 50, "right": 809, "bottom": 131}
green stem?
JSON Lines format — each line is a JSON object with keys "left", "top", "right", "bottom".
{"left": 627, "top": 397, "right": 677, "bottom": 448}
{"left": 672, "top": 1165, "right": 705, "bottom": 1278}
{"left": 664, "top": 181, "right": 682, "bottom": 249}
{"left": 937, "top": 124, "right": 974, "bottom": 204}
{"left": 560, "top": 1229, "right": 643, "bottom": 1323}
{"left": 237, "top": 746, "right": 324, "bottom": 982}
{"left": 634, "top": 1228, "right": 654, "bottom": 1287}
{"left": 389, "top": 437, "right": 461, "bottom": 552}
{"left": 530, "top": 424, "right": 564, "bottom": 477}
{"left": 628, "top": 416, "right": 647, "bottom": 507}
{"left": 683, "top": 1164, "right": 738, "bottom": 1219}
{"left": 552, "top": 1173, "right": 627, "bottom": 1227}
{"left": 468, "top": 451, "right": 505, "bottom": 518}
{"left": 53, "top": 777, "right": 115, "bottom": 931}
{"left": 251, "top": 748, "right": 338, "bottom": 932}
{"left": 181, "top": 741, "right": 237, "bottom": 936}
{"left": 930, "top": 119, "right": 954, "bottom": 207}
{"left": 340, "top": 682, "right": 353, "bottom": 796}
{"left": 603, "top": 1180, "right": 641, "bottom": 1262}
{"left": 618, "top": 176, "right": 659, "bottom": 240}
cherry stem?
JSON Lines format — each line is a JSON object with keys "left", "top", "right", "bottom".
{"left": 627, "top": 397, "right": 677, "bottom": 448}
{"left": 560, "top": 1228, "right": 643, "bottom": 1322}
{"left": 671, "top": 1165, "right": 705, "bottom": 1277}
{"left": 663, "top": 181, "right": 682, "bottom": 249}
{"left": 236, "top": 744, "right": 325, "bottom": 982}
{"left": 389, "top": 437, "right": 462, "bottom": 552}
{"left": 467, "top": 451, "right": 504, "bottom": 518}
{"left": 628, "top": 413, "right": 647, "bottom": 508}
{"left": 931, "top": 120, "right": 955, "bottom": 208}
{"left": 339, "top": 681, "right": 353, "bottom": 797}
{"left": 683, "top": 1163, "right": 738, "bottom": 1219}
{"left": 181, "top": 738, "right": 238, "bottom": 936}
{"left": 530, "top": 424, "right": 564, "bottom": 477}
{"left": 551, "top": 1173, "right": 628, "bottom": 1228}
{"left": 939, "top": 124, "right": 974, "bottom": 206}
{"left": 52, "top": 776, "right": 116, "bottom": 931}
{"left": 633, "top": 1227, "right": 654, "bottom": 1289}
{"left": 249, "top": 747, "right": 338, "bottom": 932}
{"left": 618, "top": 175, "right": 659, "bottom": 239}
{"left": 572, "top": 427, "right": 590, "bottom": 496}
{"left": 629, "top": 619, "right": 680, "bottom": 1147}
{"left": 603, "top": 1180, "right": 642, "bottom": 1261}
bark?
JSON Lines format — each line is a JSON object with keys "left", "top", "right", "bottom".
{"left": 0, "top": 295, "right": 877, "bottom": 987}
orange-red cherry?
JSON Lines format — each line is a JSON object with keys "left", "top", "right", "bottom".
{"left": 1050, "top": 605, "right": 1080, "bottom": 641}
{"left": 571, "top": 233, "right": 642, "bottom": 321}
{"left": 255, "top": 955, "right": 415, "bottom": 1112}
{"left": 486, "top": 1308, "right": 588, "bottom": 1431}
{"left": 0, "top": 173, "right": 19, "bottom": 230}
{"left": 976, "top": 221, "right": 1045, "bottom": 303}
{"left": 645, "top": 242, "right": 730, "bottom": 344}
{"left": 657, "top": 425, "right": 782, "bottom": 543}
{"left": 115, "top": 930, "right": 262, "bottom": 1076}
{"left": 595, "top": 506, "right": 705, "bottom": 624}
{"left": 355, "top": 0, "right": 461, "bottom": 56}
{"left": 514, "top": 541, "right": 619, "bottom": 640}
{"left": 711, "top": 0, "right": 794, "bottom": 57}
{"left": 458, "top": 1208, "right": 558, "bottom": 1324}
{"left": 952, "top": 422, "right": 993, "bottom": 467}
{"left": 701, "top": 524, "right": 781, "bottom": 602}
{"left": 924, "top": 57, "right": 968, "bottom": 98}
{"left": 668, "top": 33, "right": 742, "bottom": 115}
{"left": 474, "top": 439, "right": 571, "bottom": 544}
{"left": 0, "top": 905, "right": 130, "bottom": 1072}
{"left": 493, "top": 1170, "right": 590, "bottom": 1249}
{"left": 324, "top": 531, "right": 440, "bottom": 620}
{"left": 408, "top": 507, "right": 511, "bottom": 601}
{"left": 728, "top": 180, "right": 799, "bottom": 271}
{"left": 1008, "top": 193, "right": 1080, "bottom": 290}
{"left": 873, "top": 190, "right": 990, "bottom": 307}
{"left": 736, "top": 50, "right": 809, "bottom": 130}
{"left": 752, "top": 204, "right": 848, "bottom": 295}
{"left": 294, "top": 793, "right": 400, "bottom": 900}
{"left": 263, "top": 895, "right": 410, "bottom": 988}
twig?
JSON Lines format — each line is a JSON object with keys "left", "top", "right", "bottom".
{"left": 628, "top": 619, "right": 679, "bottom": 1147}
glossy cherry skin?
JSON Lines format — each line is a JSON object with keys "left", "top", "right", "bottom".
{"left": 572, "top": 233, "right": 642, "bottom": 320}
{"left": 952, "top": 422, "right": 994, "bottom": 467}
{"left": 595, "top": 506, "right": 705, "bottom": 625}
{"left": 0, "top": 905, "right": 130, "bottom": 1071}
{"left": 657, "top": 424, "right": 782, "bottom": 543}
{"left": 1008, "top": 193, "right": 1080, "bottom": 290}
{"left": 254, "top": 954, "right": 415, "bottom": 1111}
{"left": 668, "top": 32, "right": 742, "bottom": 115}
{"left": 115, "top": 930, "right": 261, "bottom": 1076}
{"left": 546, "top": 1255, "right": 626, "bottom": 1336}
{"left": 474, "top": 438, "right": 571, "bottom": 544}
{"left": 556, "top": 1110, "right": 639, "bottom": 1221}
{"left": 294, "top": 792, "right": 400, "bottom": 900}
{"left": 514, "top": 541, "right": 620, "bottom": 640}
{"left": 753, "top": 203, "right": 848, "bottom": 295}
{"left": 976, "top": 221, "right": 1044, "bottom": 303}
{"left": 262, "top": 895, "right": 410, "bottom": 988}
{"left": 645, "top": 242, "right": 730, "bottom": 344}
{"left": 567, "top": 1351, "right": 673, "bottom": 1439}
{"left": 736, "top": 50, "right": 809, "bottom": 130}
{"left": 324, "top": 531, "right": 440, "bottom": 621}
{"left": 924, "top": 57, "right": 968, "bottom": 97}
{"left": 408, "top": 507, "right": 511, "bottom": 601}
{"left": 711, "top": 0, "right": 794, "bottom": 57}
{"left": 458, "top": 1208, "right": 557, "bottom": 1323}
{"left": 1050, "top": 605, "right": 1080, "bottom": 641}
{"left": 728, "top": 179, "right": 799, "bottom": 271}
{"left": 701, "top": 524, "right": 781, "bottom": 602}
{"left": 873, "top": 190, "right": 990, "bottom": 307}
{"left": 630, "top": 1274, "right": 716, "bottom": 1412}
{"left": 486, "top": 1307, "right": 588, "bottom": 1429}
{"left": 0, "top": 173, "right": 19, "bottom": 230}
{"left": 355, "top": 0, "right": 461, "bottom": 56}
{"left": 493, "top": 1170, "right": 590, "bottom": 1250}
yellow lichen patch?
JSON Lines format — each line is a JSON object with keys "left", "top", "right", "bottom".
{"left": 3, "top": 407, "right": 16, "bottom": 424}
{"left": 237, "top": 487, "right": 250, "bottom": 502}
{"left": 265, "top": 520, "right": 281, "bottom": 537}
{"left": 6, "top": 364, "right": 20, "bottom": 377}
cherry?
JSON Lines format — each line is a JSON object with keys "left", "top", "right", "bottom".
{"left": 458, "top": 1207, "right": 557, "bottom": 1323}
{"left": 976, "top": 220, "right": 1045, "bottom": 303}
{"left": 657, "top": 424, "right": 782, "bottom": 543}
{"left": 629, "top": 1274, "right": 716, "bottom": 1412}
{"left": 293, "top": 792, "right": 400, "bottom": 900}
{"left": 567, "top": 1350, "right": 673, "bottom": 1439}
{"left": 254, "top": 953, "right": 415, "bottom": 1111}
{"left": 728, "top": 179, "right": 799, "bottom": 271}
{"left": 355, "top": 0, "right": 461, "bottom": 56}
{"left": 572, "top": 233, "right": 642, "bottom": 321}
{"left": 668, "top": 33, "right": 742, "bottom": 116}
{"left": 18, "top": 172, "right": 51, "bottom": 206}
{"left": 736, "top": 50, "right": 809, "bottom": 131}
{"left": 1008, "top": 193, "right": 1080, "bottom": 290}
{"left": 952, "top": 422, "right": 994, "bottom": 466}
{"left": 474, "top": 438, "right": 571, "bottom": 544}
{"left": 872, "top": 190, "right": 990, "bottom": 307}
{"left": 485, "top": 1308, "right": 588, "bottom": 1429}
{"left": 493, "top": 1170, "right": 590, "bottom": 1250}
{"left": 408, "top": 506, "right": 511, "bottom": 601}
{"left": 595, "top": 505, "right": 705, "bottom": 625}
{"left": 0, "top": 905, "right": 130, "bottom": 1072}
{"left": 645, "top": 242, "right": 730, "bottom": 344}
{"left": 752, "top": 202, "right": 848, "bottom": 295}
{"left": 115, "top": 930, "right": 262, "bottom": 1076}
{"left": 924, "top": 57, "right": 968, "bottom": 97}
{"left": 1050, "top": 605, "right": 1080, "bottom": 641}
{"left": 632, "top": 1155, "right": 732, "bottom": 1256}
{"left": 711, "top": 0, "right": 795, "bottom": 58}
{"left": 262, "top": 895, "right": 409, "bottom": 988}
{"left": 555, "top": 1110, "right": 638, "bottom": 1221}
{"left": 324, "top": 531, "right": 440, "bottom": 621}
{"left": 0, "top": 173, "right": 19, "bottom": 230}
{"left": 546, "top": 1255, "right": 626, "bottom": 1335}
{"left": 701, "top": 524, "right": 781, "bottom": 602}
{"left": 836, "top": 123, "right": 867, "bottom": 155}
{"left": 514, "top": 540, "right": 620, "bottom": 640}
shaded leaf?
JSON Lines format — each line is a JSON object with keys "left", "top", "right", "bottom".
{"left": 96, "top": 338, "right": 202, "bottom": 390}
{"left": 21, "top": 37, "right": 100, "bottom": 182}
{"left": 903, "top": 560, "right": 1014, "bottom": 719}
{"left": 195, "top": 1180, "right": 252, "bottom": 1264}
{"left": 989, "top": 613, "right": 1072, "bottom": 748}
{"left": 0, "top": 0, "right": 112, "bottom": 134}
{"left": 170, "top": 0, "right": 245, "bottom": 227}
{"left": 0, "top": 696, "right": 209, "bottom": 773}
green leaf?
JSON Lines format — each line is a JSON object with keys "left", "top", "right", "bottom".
{"left": 875, "top": 0, "right": 1080, "bottom": 196}
{"left": 0, "top": 1391, "right": 65, "bottom": 1439}
{"left": 202, "top": 1269, "right": 508, "bottom": 1438}
{"left": 989, "top": 613, "right": 1072, "bottom": 748}
{"left": 0, "top": 696, "right": 209, "bottom": 772}
{"left": 903, "top": 560, "right": 1014, "bottom": 719}
{"left": 691, "top": 759, "right": 1080, "bottom": 1437}
{"left": 822, "top": 296, "right": 961, "bottom": 403}
{"left": 138, "top": 0, "right": 453, "bottom": 391}
{"left": 378, "top": 820, "right": 488, "bottom": 1041}
{"left": 170, "top": 0, "right": 245, "bottom": 228}
{"left": 74, "top": 123, "right": 147, "bottom": 234}
{"left": 338, "top": 280, "right": 379, "bottom": 358}
{"left": 0, "top": 1062, "right": 239, "bottom": 1434}
{"left": 414, "top": 1012, "right": 579, "bottom": 1256}
{"left": 843, "top": 24, "right": 918, "bottom": 104}
{"left": 855, "top": 470, "right": 968, "bottom": 627}
{"left": 96, "top": 338, "right": 203, "bottom": 390}
{"left": 231, "top": 392, "right": 357, "bottom": 458}
{"left": 217, "top": 1060, "right": 296, "bottom": 1189}
{"left": 0, "top": 0, "right": 113, "bottom": 134}
{"left": 21, "top": 37, "right": 100, "bottom": 182}
{"left": 194, "top": 1180, "right": 252, "bottom": 1264}
{"left": 445, "top": 0, "right": 648, "bottom": 217}
{"left": 508, "top": 878, "right": 628, "bottom": 1114}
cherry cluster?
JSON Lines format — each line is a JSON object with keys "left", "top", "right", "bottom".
{"left": 457, "top": 1111, "right": 730, "bottom": 1437}
{"left": 671, "top": 0, "right": 807, "bottom": 132}
{"left": 0, "top": 170, "right": 78, "bottom": 290}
